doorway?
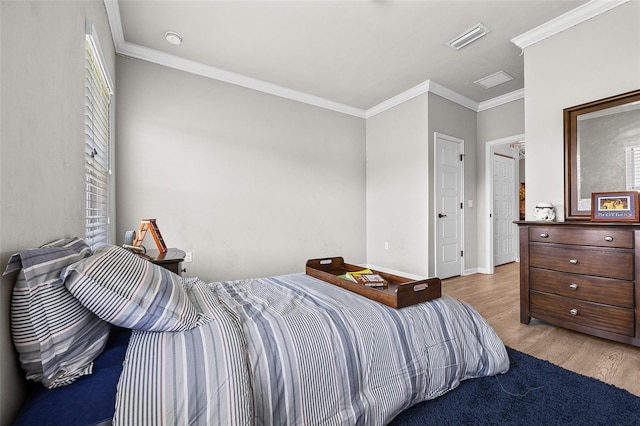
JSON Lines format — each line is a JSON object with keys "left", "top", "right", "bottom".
{"left": 484, "top": 134, "right": 525, "bottom": 274}
{"left": 493, "top": 152, "right": 517, "bottom": 266}
{"left": 434, "top": 132, "right": 464, "bottom": 279}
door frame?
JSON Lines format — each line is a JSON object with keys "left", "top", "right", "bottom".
{"left": 434, "top": 132, "right": 464, "bottom": 278}
{"left": 492, "top": 152, "right": 517, "bottom": 267}
{"left": 484, "top": 133, "right": 525, "bottom": 274}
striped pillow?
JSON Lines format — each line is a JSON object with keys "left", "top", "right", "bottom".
{"left": 63, "top": 245, "right": 208, "bottom": 331}
{"left": 4, "top": 238, "right": 111, "bottom": 388}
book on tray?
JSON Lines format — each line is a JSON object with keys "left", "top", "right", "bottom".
{"left": 338, "top": 269, "right": 388, "bottom": 288}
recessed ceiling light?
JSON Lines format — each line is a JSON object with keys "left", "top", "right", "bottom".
{"left": 446, "top": 23, "right": 490, "bottom": 50}
{"left": 165, "top": 31, "right": 183, "bottom": 46}
{"left": 474, "top": 70, "right": 514, "bottom": 89}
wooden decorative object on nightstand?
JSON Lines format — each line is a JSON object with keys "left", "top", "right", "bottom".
{"left": 516, "top": 221, "right": 640, "bottom": 347}
{"left": 133, "top": 219, "right": 167, "bottom": 253}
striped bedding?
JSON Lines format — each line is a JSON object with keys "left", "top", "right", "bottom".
{"left": 113, "top": 273, "right": 509, "bottom": 425}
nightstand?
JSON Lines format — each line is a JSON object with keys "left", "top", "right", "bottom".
{"left": 141, "top": 248, "right": 186, "bottom": 276}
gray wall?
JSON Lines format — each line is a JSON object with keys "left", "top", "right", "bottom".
{"left": 477, "top": 99, "right": 525, "bottom": 144}
{"left": 0, "top": 1, "right": 115, "bottom": 424}
{"left": 524, "top": 1, "right": 640, "bottom": 220}
{"left": 366, "top": 94, "right": 430, "bottom": 277}
{"left": 476, "top": 98, "right": 525, "bottom": 272}
{"left": 428, "top": 93, "right": 478, "bottom": 275}
{"left": 365, "top": 92, "right": 478, "bottom": 278}
{"left": 116, "top": 57, "right": 367, "bottom": 282}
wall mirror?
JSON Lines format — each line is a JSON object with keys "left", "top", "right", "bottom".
{"left": 564, "top": 89, "right": 640, "bottom": 220}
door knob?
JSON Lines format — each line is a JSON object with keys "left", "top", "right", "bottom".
{"left": 438, "top": 213, "right": 447, "bottom": 218}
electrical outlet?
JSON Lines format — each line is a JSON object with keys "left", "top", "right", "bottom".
{"left": 384, "top": 242, "right": 389, "bottom": 250}
{"left": 184, "top": 251, "right": 193, "bottom": 263}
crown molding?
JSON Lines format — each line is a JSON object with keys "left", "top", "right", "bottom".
{"left": 365, "top": 80, "right": 480, "bottom": 118}
{"left": 427, "top": 80, "right": 479, "bottom": 111}
{"left": 364, "top": 81, "right": 431, "bottom": 118}
{"left": 511, "top": 0, "right": 629, "bottom": 50}
{"left": 103, "top": 1, "right": 366, "bottom": 118}
{"left": 123, "top": 40, "right": 367, "bottom": 118}
{"left": 477, "top": 88, "right": 525, "bottom": 112}
{"left": 104, "top": 0, "right": 523, "bottom": 118}
{"left": 104, "top": 0, "right": 124, "bottom": 47}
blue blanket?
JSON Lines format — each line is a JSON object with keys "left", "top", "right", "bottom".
{"left": 13, "top": 327, "right": 131, "bottom": 426}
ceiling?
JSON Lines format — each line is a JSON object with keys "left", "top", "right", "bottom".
{"left": 106, "top": 0, "right": 614, "bottom": 116}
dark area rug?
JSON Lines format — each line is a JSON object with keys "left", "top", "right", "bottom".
{"left": 389, "top": 347, "right": 640, "bottom": 425}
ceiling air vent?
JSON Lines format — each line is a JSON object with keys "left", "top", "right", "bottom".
{"left": 474, "top": 70, "right": 514, "bottom": 89}
{"left": 446, "top": 23, "right": 490, "bottom": 50}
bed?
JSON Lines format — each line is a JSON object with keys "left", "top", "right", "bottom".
{"left": 6, "top": 238, "right": 509, "bottom": 425}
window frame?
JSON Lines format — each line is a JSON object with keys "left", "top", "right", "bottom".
{"left": 85, "top": 24, "right": 113, "bottom": 250}
{"left": 625, "top": 146, "right": 640, "bottom": 191}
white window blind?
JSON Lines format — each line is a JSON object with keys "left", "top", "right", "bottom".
{"left": 626, "top": 146, "right": 640, "bottom": 191}
{"left": 85, "top": 26, "right": 113, "bottom": 250}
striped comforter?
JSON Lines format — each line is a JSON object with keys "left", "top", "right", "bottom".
{"left": 113, "top": 273, "right": 509, "bottom": 425}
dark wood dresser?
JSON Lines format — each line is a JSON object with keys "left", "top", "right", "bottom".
{"left": 517, "top": 221, "right": 640, "bottom": 347}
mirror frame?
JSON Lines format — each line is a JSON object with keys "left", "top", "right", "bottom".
{"left": 564, "top": 89, "right": 640, "bottom": 220}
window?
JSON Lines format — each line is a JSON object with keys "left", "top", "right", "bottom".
{"left": 625, "top": 146, "right": 640, "bottom": 191}
{"left": 85, "top": 26, "right": 113, "bottom": 250}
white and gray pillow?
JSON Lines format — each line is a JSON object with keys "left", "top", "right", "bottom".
{"left": 63, "top": 245, "right": 209, "bottom": 332}
{"left": 4, "top": 238, "right": 111, "bottom": 388}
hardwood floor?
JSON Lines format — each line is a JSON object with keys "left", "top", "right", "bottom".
{"left": 442, "top": 262, "right": 640, "bottom": 397}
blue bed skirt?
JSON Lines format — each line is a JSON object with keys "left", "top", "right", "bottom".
{"left": 13, "top": 327, "right": 131, "bottom": 426}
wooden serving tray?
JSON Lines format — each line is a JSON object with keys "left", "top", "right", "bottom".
{"left": 305, "top": 257, "right": 441, "bottom": 309}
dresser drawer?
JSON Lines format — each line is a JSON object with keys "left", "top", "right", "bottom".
{"left": 530, "top": 268, "right": 634, "bottom": 308}
{"left": 529, "top": 244, "right": 634, "bottom": 280}
{"left": 529, "top": 227, "right": 633, "bottom": 248}
{"left": 530, "top": 291, "right": 634, "bottom": 336}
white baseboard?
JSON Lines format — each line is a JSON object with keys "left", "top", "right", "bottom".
{"left": 463, "top": 267, "right": 479, "bottom": 276}
{"left": 367, "top": 264, "right": 483, "bottom": 280}
{"left": 365, "top": 264, "right": 428, "bottom": 281}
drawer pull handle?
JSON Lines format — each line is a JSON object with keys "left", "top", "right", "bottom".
{"left": 569, "top": 259, "right": 578, "bottom": 265}
{"left": 570, "top": 308, "right": 578, "bottom": 316}
{"left": 604, "top": 236, "right": 613, "bottom": 242}
{"left": 569, "top": 283, "right": 578, "bottom": 290}
{"left": 540, "top": 233, "right": 549, "bottom": 238}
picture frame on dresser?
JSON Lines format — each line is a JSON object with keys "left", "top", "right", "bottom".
{"left": 591, "top": 191, "right": 639, "bottom": 222}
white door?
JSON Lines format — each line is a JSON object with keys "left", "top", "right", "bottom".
{"left": 435, "top": 133, "right": 463, "bottom": 279}
{"left": 493, "top": 153, "right": 517, "bottom": 266}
